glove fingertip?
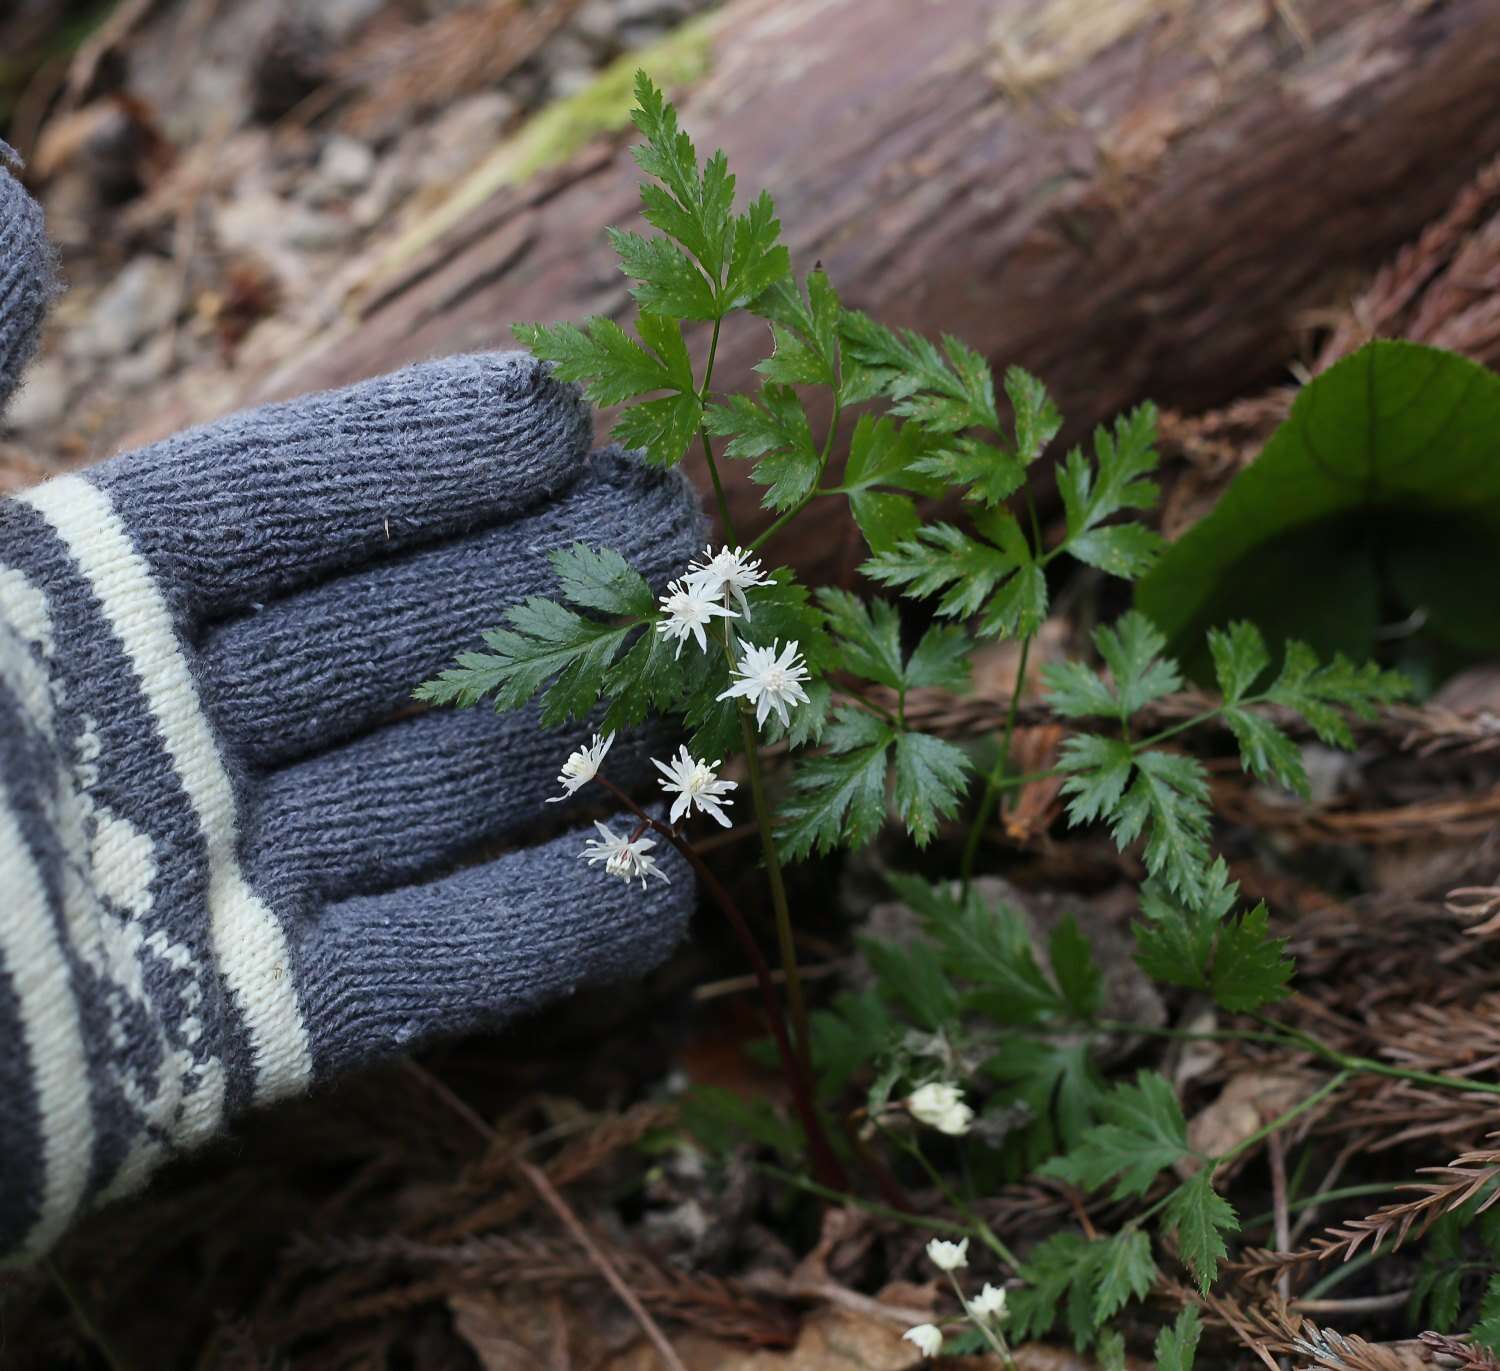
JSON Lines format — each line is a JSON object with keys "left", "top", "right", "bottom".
{"left": 0, "top": 159, "right": 59, "bottom": 416}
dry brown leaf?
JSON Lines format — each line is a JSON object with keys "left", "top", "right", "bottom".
{"left": 1186, "top": 1070, "right": 1322, "bottom": 1167}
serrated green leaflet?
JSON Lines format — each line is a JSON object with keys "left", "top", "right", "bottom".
{"left": 1162, "top": 1172, "right": 1237, "bottom": 1291}
{"left": 1042, "top": 1070, "right": 1190, "bottom": 1199}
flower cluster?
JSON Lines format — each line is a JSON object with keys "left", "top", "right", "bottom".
{"left": 653, "top": 544, "right": 811, "bottom": 733}
{"left": 547, "top": 729, "right": 742, "bottom": 887}
{"left": 906, "top": 1081, "right": 975, "bottom": 1136}
{"left": 902, "top": 1237, "right": 1010, "bottom": 1362}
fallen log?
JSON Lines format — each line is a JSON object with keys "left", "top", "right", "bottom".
{"left": 237, "top": 0, "right": 1500, "bottom": 563}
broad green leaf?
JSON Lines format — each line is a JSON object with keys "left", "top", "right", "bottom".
{"left": 1162, "top": 1172, "right": 1238, "bottom": 1291}
{"left": 1136, "top": 342, "right": 1500, "bottom": 672}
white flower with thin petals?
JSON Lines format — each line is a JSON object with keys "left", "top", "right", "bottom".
{"left": 903, "top": 1324, "right": 944, "bottom": 1358}
{"left": 907, "top": 1082, "right": 975, "bottom": 1136}
{"left": 967, "top": 1283, "right": 1009, "bottom": 1323}
{"left": 685, "top": 543, "right": 772, "bottom": 620}
{"left": 579, "top": 821, "right": 670, "bottom": 889}
{"left": 653, "top": 746, "right": 737, "bottom": 827}
{"left": 716, "top": 639, "right": 811, "bottom": 729}
{"left": 926, "top": 1237, "right": 969, "bottom": 1272}
{"left": 655, "top": 576, "right": 738, "bottom": 657}
{"left": 545, "top": 732, "right": 614, "bottom": 803}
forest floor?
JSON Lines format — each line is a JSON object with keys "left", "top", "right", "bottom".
{"left": 2, "top": 3, "right": 1500, "bottom": 1370}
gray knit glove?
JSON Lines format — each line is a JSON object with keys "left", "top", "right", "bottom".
{"left": 0, "top": 164, "right": 703, "bottom": 1260}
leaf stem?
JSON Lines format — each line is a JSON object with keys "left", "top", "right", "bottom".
{"left": 594, "top": 774, "right": 847, "bottom": 1188}
{"left": 959, "top": 631, "right": 1034, "bottom": 896}
{"left": 1216, "top": 1070, "right": 1352, "bottom": 1166}
{"left": 697, "top": 316, "right": 738, "bottom": 542}
{"left": 879, "top": 1123, "right": 1022, "bottom": 1273}
{"left": 739, "top": 711, "right": 815, "bottom": 1084}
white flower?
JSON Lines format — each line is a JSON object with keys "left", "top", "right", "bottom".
{"left": 579, "top": 821, "right": 670, "bottom": 889}
{"left": 967, "top": 1283, "right": 1009, "bottom": 1322}
{"left": 655, "top": 576, "right": 738, "bottom": 657}
{"left": 907, "top": 1082, "right": 975, "bottom": 1136}
{"left": 685, "top": 543, "right": 772, "bottom": 619}
{"left": 926, "top": 1237, "right": 969, "bottom": 1272}
{"left": 653, "top": 746, "right": 737, "bottom": 827}
{"left": 902, "top": 1324, "right": 944, "bottom": 1358}
{"left": 716, "top": 638, "right": 811, "bottom": 729}
{"left": 545, "top": 732, "right": 614, "bottom": 803}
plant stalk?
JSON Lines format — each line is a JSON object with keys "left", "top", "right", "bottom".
{"left": 594, "top": 776, "right": 847, "bottom": 1189}
{"left": 959, "top": 631, "right": 1034, "bottom": 895}
{"left": 739, "top": 712, "right": 815, "bottom": 1085}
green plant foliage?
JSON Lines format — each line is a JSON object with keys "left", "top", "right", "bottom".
{"left": 1136, "top": 341, "right": 1500, "bottom": 677}
{"left": 1154, "top": 1307, "right": 1202, "bottom": 1371}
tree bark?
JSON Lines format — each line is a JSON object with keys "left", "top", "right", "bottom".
{"left": 237, "top": 0, "right": 1500, "bottom": 564}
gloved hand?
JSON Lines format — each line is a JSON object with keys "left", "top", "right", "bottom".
{"left": 0, "top": 156, "right": 703, "bottom": 1261}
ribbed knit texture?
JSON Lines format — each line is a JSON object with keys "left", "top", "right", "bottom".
{"left": 0, "top": 151, "right": 54, "bottom": 412}
{"left": 0, "top": 165, "right": 707, "bottom": 1262}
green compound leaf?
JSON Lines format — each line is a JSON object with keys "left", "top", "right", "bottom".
{"left": 1042, "top": 1070, "right": 1190, "bottom": 1199}
{"left": 777, "top": 707, "right": 895, "bottom": 860}
{"left": 1089, "top": 1229, "right": 1158, "bottom": 1328}
{"left": 1136, "top": 342, "right": 1500, "bottom": 673}
{"left": 1041, "top": 611, "right": 1181, "bottom": 723}
{"left": 414, "top": 597, "right": 635, "bottom": 725}
{"left": 705, "top": 385, "right": 820, "bottom": 510}
{"left": 862, "top": 508, "right": 1046, "bottom": 638}
{"left": 892, "top": 731, "right": 971, "bottom": 848}
{"left": 835, "top": 415, "right": 944, "bottom": 554}
{"left": 1058, "top": 737, "right": 1212, "bottom": 906}
{"left": 1162, "top": 1172, "right": 1238, "bottom": 1292}
{"left": 548, "top": 543, "right": 655, "bottom": 617}
{"left": 1057, "top": 405, "right": 1163, "bottom": 580}
{"left": 1133, "top": 862, "right": 1293, "bottom": 1014}
{"left": 1154, "top": 1307, "right": 1203, "bottom": 1371}
{"left": 816, "top": 589, "right": 973, "bottom": 694}
{"left": 1265, "top": 640, "right": 1409, "bottom": 749}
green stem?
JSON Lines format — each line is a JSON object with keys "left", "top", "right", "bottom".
{"left": 740, "top": 710, "right": 813, "bottom": 1082}
{"left": 959, "top": 631, "right": 1034, "bottom": 896}
{"left": 1252, "top": 1014, "right": 1500, "bottom": 1097}
{"left": 757, "top": 1163, "right": 971, "bottom": 1235}
{"left": 1219, "top": 1071, "right": 1353, "bottom": 1166}
{"left": 1242, "top": 1184, "right": 1406, "bottom": 1232}
{"left": 697, "top": 317, "right": 737, "bottom": 543}
{"left": 749, "top": 393, "right": 844, "bottom": 554}
{"left": 882, "top": 1124, "right": 1022, "bottom": 1273}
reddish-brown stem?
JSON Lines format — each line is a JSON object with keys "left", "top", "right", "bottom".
{"left": 595, "top": 777, "right": 848, "bottom": 1190}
